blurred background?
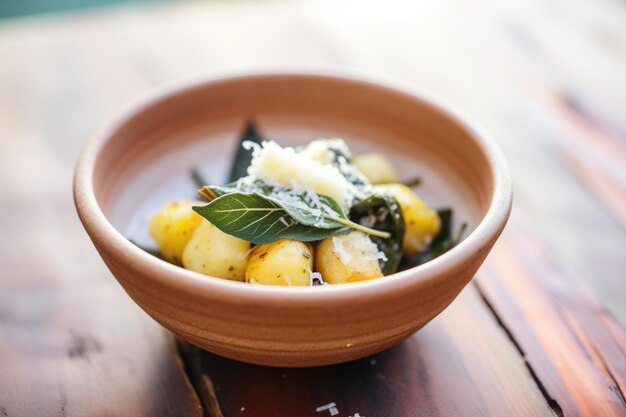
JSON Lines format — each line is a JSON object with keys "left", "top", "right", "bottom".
{"left": 0, "top": 0, "right": 163, "bottom": 18}
{"left": 1, "top": 1, "right": 625, "bottom": 415}
{"left": 2, "top": 0, "right": 625, "bottom": 346}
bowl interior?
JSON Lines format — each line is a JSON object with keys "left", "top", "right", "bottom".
{"left": 93, "top": 75, "right": 493, "bottom": 266}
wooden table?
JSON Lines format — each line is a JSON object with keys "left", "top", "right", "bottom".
{"left": 1, "top": 1, "right": 625, "bottom": 415}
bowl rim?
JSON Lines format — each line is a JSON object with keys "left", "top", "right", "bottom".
{"left": 73, "top": 69, "right": 512, "bottom": 303}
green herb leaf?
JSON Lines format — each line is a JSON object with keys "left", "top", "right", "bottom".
{"left": 399, "top": 208, "right": 467, "bottom": 270}
{"left": 193, "top": 187, "right": 391, "bottom": 244}
{"left": 349, "top": 193, "right": 405, "bottom": 275}
{"left": 228, "top": 120, "right": 264, "bottom": 183}
{"left": 193, "top": 192, "right": 351, "bottom": 244}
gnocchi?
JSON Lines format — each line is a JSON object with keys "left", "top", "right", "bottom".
{"left": 377, "top": 183, "right": 441, "bottom": 256}
{"left": 148, "top": 200, "right": 203, "bottom": 264}
{"left": 245, "top": 240, "right": 313, "bottom": 286}
{"left": 182, "top": 219, "right": 251, "bottom": 281}
{"left": 144, "top": 135, "right": 461, "bottom": 286}
{"left": 354, "top": 153, "right": 398, "bottom": 184}
{"left": 315, "top": 232, "right": 384, "bottom": 284}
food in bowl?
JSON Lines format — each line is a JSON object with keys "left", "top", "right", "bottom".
{"left": 75, "top": 73, "right": 511, "bottom": 366}
{"left": 142, "top": 121, "right": 466, "bottom": 286}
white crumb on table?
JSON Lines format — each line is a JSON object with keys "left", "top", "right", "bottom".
{"left": 316, "top": 402, "right": 339, "bottom": 416}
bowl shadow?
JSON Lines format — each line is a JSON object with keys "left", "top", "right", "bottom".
{"left": 178, "top": 331, "right": 447, "bottom": 416}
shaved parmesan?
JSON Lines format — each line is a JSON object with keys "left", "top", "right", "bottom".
{"left": 246, "top": 140, "right": 355, "bottom": 210}
{"left": 332, "top": 236, "right": 352, "bottom": 265}
{"left": 332, "top": 232, "right": 387, "bottom": 265}
{"left": 303, "top": 139, "right": 334, "bottom": 164}
{"left": 309, "top": 271, "right": 325, "bottom": 286}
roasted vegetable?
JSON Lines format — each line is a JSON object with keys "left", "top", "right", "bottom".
{"left": 354, "top": 153, "right": 398, "bottom": 184}
{"left": 315, "top": 232, "right": 384, "bottom": 284}
{"left": 376, "top": 183, "right": 440, "bottom": 256}
{"left": 245, "top": 239, "right": 313, "bottom": 286}
{"left": 182, "top": 219, "right": 251, "bottom": 281}
{"left": 148, "top": 200, "right": 204, "bottom": 264}
{"left": 144, "top": 128, "right": 463, "bottom": 287}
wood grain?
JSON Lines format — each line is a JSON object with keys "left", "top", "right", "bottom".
{"left": 180, "top": 285, "right": 552, "bottom": 417}
{"left": 0, "top": 15, "right": 201, "bottom": 415}
{"left": 0, "top": 0, "right": 625, "bottom": 415}
{"left": 0, "top": 281, "right": 203, "bottom": 417}
{"left": 0, "top": 146, "right": 203, "bottom": 415}
{"left": 477, "top": 213, "right": 626, "bottom": 417}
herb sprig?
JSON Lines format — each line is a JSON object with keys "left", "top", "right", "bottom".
{"left": 136, "top": 120, "right": 466, "bottom": 276}
{"left": 194, "top": 185, "right": 390, "bottom": 244}
{"left": 349, "top": 193, "right": 405, "bottom": 274}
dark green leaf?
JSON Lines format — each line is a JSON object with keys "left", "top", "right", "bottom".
{"left": 193, "top": 192, "right": 351, "bottom": 244}
{"left": 349, "top": 193, "right": 405, "bottom": 275}
{"left": 202, "top": 184, "right": 348, "bottom": 227}
{"left": 228, "top": 120, "right": 264, "bottom": 183}
{"left": 232, "top": 183, "right": 391, "bottom": 238}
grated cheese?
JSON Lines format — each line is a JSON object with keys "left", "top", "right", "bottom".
{"left": 316, "top": 403, "right": 339, "bottom": 416}
{"left": 246, "top": 140, "right": 355, "bottom": 210}
{"left": 332, "top": 236, "right": 352, "bottom": 265}
{"left": 284, "top": 274, "right": 293, "bottom": 286}
{"left": 303, "top": 139, "right": 334, "bottom": 164}
{"left": 309, "top": 270, "right": 326, "bottom": 286}
{"left": 332, "top": 232, "right": 387, "bottom": 265}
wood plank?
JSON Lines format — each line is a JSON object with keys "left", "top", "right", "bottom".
{"left": 563, "top": 147, "right": 626, "bottom": 231}
{"left": 0, "top": 282, "right": 203, "bottom": 417}
{"left": 180, "top": 285, "right": 553, "bottom": 417}
{"left": 446, "top": 4, "right": 626, "bottom": 327}
{"left": 477, "top": 213, "right": 626, "bottom": 417}
{"left": 0, "top": 21, "right": 202, "bottom": 415}
{"left": 0, "top": 159, "right": 203, "bottom": 417}
{"left": 1, "top": 0, "right": 625, "bottom": 415}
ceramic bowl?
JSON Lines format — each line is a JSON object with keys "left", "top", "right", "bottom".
{"left": 74, "top": 72, "right": 512, "bottom": 367}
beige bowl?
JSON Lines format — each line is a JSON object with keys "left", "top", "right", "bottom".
{"left": 74, "top": 72, "right": 512, "bottom": 367}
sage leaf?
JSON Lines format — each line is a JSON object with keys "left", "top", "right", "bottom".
{"left": 193, "top": 192, "right": 351, "bottom": 244}
{"left": 194, "top": 187, "right": 391, "bottom": 244}
{"left": 228, "top": 120, "right": 264, "bottom": 183}
{"left": 349, "top": 193, "right": 405, "bottom": 275}
{"left": 200, "top": 184, "right": 346, "bottom": 227}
